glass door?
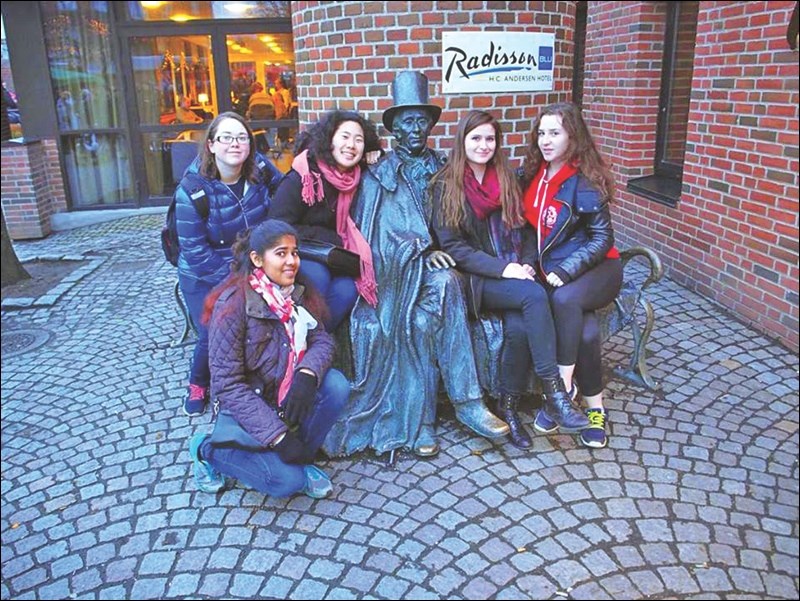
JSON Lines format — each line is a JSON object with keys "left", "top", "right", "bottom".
{"left": 226, "top": 32, "right": 296, "bottom": 174}
{"left": 129, "top": 34, "right": 217, "bottom": 197}
{"left": 125, "top": 27, "right": 296, "bottom": 202}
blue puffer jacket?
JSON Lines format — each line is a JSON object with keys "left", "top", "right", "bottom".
{"left": 175, "top": 153, "right": 283, "bottom": 285}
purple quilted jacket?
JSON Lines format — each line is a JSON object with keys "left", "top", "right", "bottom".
{"left": 208, "top": 282, "right": 334, "bottom": 447}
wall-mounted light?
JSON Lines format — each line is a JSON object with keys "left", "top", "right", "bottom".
{"left": 197, "top": 93, "right": 209, "bottom": 105}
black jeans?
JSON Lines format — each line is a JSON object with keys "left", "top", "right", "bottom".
{"left": 550, "top": 258, "right": 623, "bottom": 396}
{"left": 481, "top": 278, "right": 559, "bottom": 394}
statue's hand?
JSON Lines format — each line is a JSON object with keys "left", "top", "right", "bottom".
{"left": 365, "top": 150, "right": 382, "bottom": 165}
{"left": 426, "top": 250, "right": 456, "bottom": 270}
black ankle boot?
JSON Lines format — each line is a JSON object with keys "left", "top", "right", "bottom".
{"left": 541, "top": 378, "right": 590, "bottom": 431}
{"left": 496, "top": 393, "right": 532, "bottom": 449}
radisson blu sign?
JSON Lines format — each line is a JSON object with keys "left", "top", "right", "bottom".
{"left": 442, "top": 31, "right": 555, "bottom": 93}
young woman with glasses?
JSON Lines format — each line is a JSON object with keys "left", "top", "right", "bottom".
{"left": 175, "top": 111, "right": 282, "bottom": 418}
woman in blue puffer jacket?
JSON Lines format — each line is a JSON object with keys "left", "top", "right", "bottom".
{"left": 176, "top": 111, "right": 282, "bottom": 417}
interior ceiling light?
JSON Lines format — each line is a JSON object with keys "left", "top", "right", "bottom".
{"left": 259, "top": 35, "right": 275, "bottom": 43}
{"left": 224, "top": 3, "right": 253, "bottom": 14}
{"left": 140, "top": 1, "right": 165, "bottom": 8}
{"left": 170, "top": 14, "right": 192, "bottom": 22}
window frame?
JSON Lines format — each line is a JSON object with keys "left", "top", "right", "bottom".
{"left": 628, "top": 1, "right": 698, "bottom": 207}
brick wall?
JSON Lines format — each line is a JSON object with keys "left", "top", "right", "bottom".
{"left": 1, "top": 138, "right": 66, "bottom": 239}
{"left": 292, "top": 1, "right": 575, "bottom": 159}
{"left": 587, "top": 1, "right": 799, "bottom": 351}
{"left": 291, "top": 1, "right": 798, "bottom": 351}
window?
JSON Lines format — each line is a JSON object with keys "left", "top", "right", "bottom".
{"left": 628, "top": 1, "right": 698, "bottom": 207}
{"left": 573, "top": 1, "right": 587, "bottom": 108}
{"left": 41, "top": 1, "right": 134, "bottom": 207}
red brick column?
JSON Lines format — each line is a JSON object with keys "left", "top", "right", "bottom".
{"left": 1, "top": 139, "right": 66, "bottom": 240}
{"left": 291, "top": 1, "right": 576, "bottom": 161}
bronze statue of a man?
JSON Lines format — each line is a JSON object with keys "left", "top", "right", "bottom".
{"left": 323, "top": 71, "right": 509, "bottom": 458}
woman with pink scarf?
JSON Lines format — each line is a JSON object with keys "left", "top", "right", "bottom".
{"left": 269, "top": 110, "right": 382, "bottom": 330}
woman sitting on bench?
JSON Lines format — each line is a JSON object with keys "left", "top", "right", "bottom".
{"left": 431, "top": 110, "right": 589, "bottom": 449}
{"left": 520, "top": 102, "right": 622, "bottom": 449}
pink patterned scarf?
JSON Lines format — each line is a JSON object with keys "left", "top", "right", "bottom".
{"left": 248, "top": 268, "right": 311, "bottom": 407}
{"left": 291, "top": 150, "right": 378, "bottom": 306}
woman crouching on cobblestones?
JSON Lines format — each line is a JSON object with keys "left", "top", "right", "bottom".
{"left": 187, "top": 220, "right": 348, "bottom": 498}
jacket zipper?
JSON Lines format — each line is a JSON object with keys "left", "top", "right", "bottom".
{"left": 538, "top": 197, "right": 572, "bottom": 276}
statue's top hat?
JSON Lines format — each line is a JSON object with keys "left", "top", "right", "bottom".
{"left": 382, "top": 71, "right": 442, "bottom": 131}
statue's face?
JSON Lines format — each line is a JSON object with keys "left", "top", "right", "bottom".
{"left": 392, "top": 108, "right": 434, "bottom": 155}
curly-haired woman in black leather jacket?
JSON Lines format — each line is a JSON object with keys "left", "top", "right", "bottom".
{"left": 521, "top": 102, "right": 623, "bottom": 449}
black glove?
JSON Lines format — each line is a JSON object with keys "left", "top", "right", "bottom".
{"left": 282, "top": 371, "right": 317, "bottom": 426}
{"left": 274, "top": 430, "right": 314, "bottom": 464}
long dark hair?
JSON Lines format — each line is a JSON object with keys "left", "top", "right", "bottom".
{"left": 430, "top": 110, "right": 522, "bottom": 229}
{"left": 198, "top": 111, "right": 260, "bottom": 183}
{"left": 294, "top": 109, "right": 381, "bottom": 167}
{"left": 521, "top": 102, "right": 615, "bottom": 202}
{"left": 201, "top": 220, "right": 327, "bottom": 324}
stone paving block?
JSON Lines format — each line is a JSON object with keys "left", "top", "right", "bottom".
{"left": 430, "top": 567, "right": 466, "bottom": 597}
{"left": 38, "top": 578, "right": 71, "bottom": 600}
{"left": 658, "top": 566, "right": 700, "bottom": 594}
{"left": 104, "top": 557, "right": 137, "bottom": 584}
{"left": 198, "top": 572, "right": 232, "bottom": 597}
{"left": 86, "top": 542, "right": 116, "bottom": 567}
{"left": 130, "top": 577, "right": 167, "bottom": 599}
{"left": 290, "top": 578, "right": 329, "bottom": 600}
{"left": 374, "top": 575, "right": 410, "bottom": 598}
{"left": 341, "top": 566, "right": 380, "bottom": 592}
{"left": 729, "top": 567, "right": 765, "bottom": 593}
{"left": 260, "top": 575, "right": 293, "bottom": 598}
{"left": 166, "top": 573, "right": 200, "bottom": 597}
{"left": 70, "top": 568, "right": 102, "bottom": 594}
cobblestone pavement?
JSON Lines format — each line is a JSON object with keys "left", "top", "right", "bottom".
{"left": 1, "top": 215, "right": 798, "bottom": 600}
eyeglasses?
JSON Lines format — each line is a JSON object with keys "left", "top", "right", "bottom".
{"left": 215, "top": 134, "right": 250, "bottom": 145}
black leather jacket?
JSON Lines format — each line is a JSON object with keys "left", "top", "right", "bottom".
{"left": 523, "top": 172, "right": 615, "bottom": 283}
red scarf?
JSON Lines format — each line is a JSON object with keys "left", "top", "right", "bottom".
{"left": 248, "top": 268, "right": 308, "bottom": 407}
{"left": 464, "top": 164, "right": 501, "bottom": 220}
{"left": 291, "top": 150, "right": 378, "bottom": 306}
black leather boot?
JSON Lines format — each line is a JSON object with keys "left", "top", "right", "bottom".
{"left": 496, "top": 393, "right": 532, "bottom": 449}
{"left": 541, "top": 378, "right": 590, "bottom": 431}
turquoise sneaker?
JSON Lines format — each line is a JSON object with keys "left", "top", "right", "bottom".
{"left": 580, "top": 409, "right": 607, "bottom": 449}
{"left": 188, "top": 433, "right": 225, "bottom": 493}
{"left": 302, "top": 465, "right": 332, "bottom": 499}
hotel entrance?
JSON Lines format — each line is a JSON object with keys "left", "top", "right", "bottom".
{"left": 11, "top": 1, "right": 296, "bottom": 209}
{"left": 123, "top": 26, "right": 297, "bottom": 203}
{"left": 119, "top": 3, "right": 296, "bottom": 205}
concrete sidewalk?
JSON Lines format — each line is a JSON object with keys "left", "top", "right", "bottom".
{"left": 1, "top": 215, "right": 797, "bottom": 600}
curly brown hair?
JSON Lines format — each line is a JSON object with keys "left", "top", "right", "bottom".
{"left": 521, "top": 102, "right": 615, "bottom": 202}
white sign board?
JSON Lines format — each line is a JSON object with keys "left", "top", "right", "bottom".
{"left": 442, "top": 31, "right": 555, "bottom": 93}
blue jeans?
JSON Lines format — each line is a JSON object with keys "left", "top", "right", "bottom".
{"left": 300, "top": 259, "right": 358, "bottom": 331}
{"left": 201, "top": 369, "right": 349, "bottom": 498}
{"left": 178, "top": 274, "right": 214, "bottom": 388}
